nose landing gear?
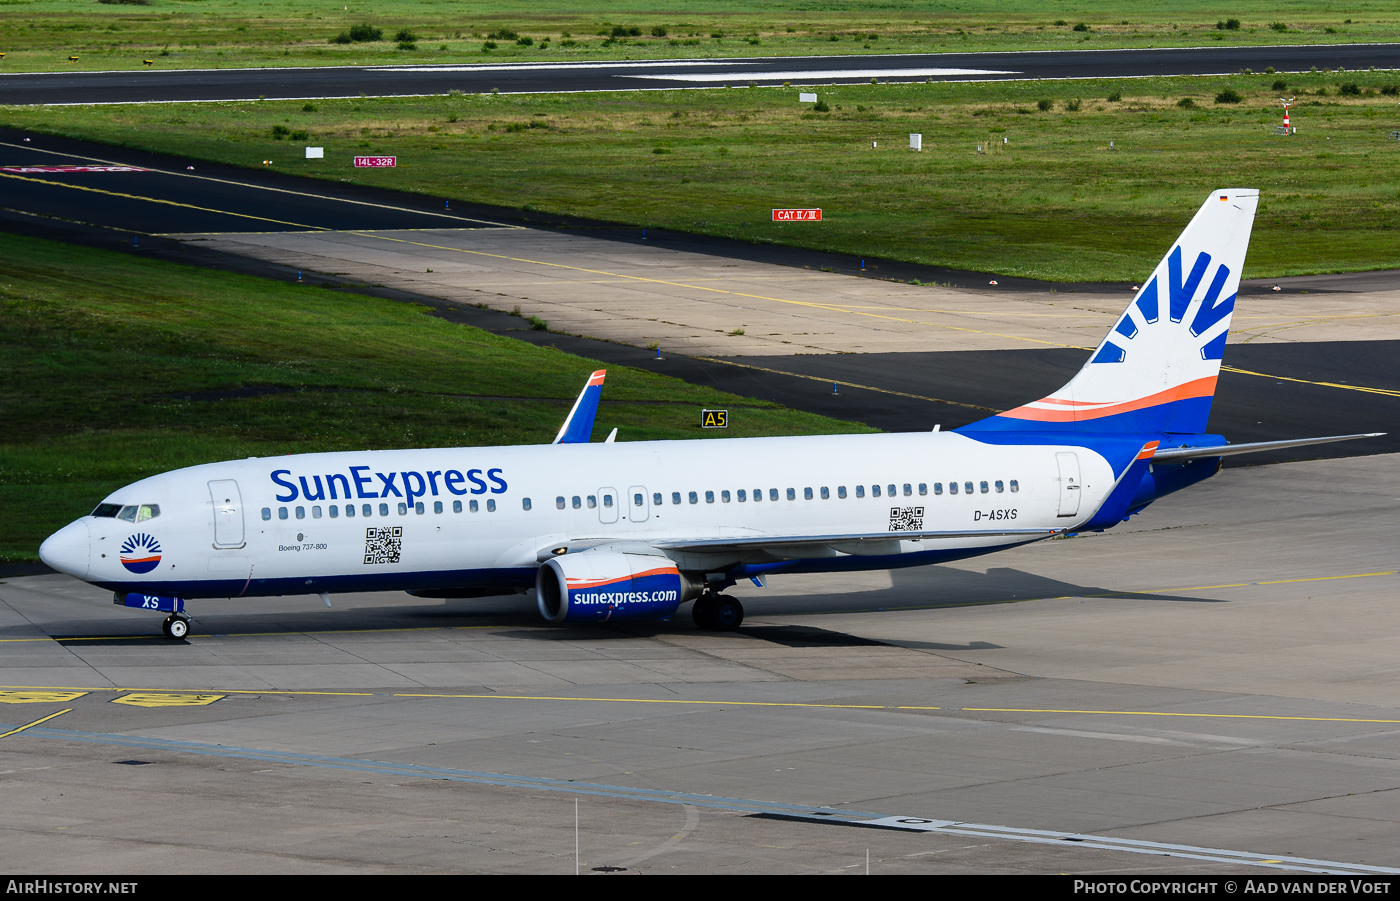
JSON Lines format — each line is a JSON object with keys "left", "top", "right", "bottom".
{"left": 161, "top": 614, "right": 191, "bottom": 640}
{"left": 691, "top": 593, "right": 744, "bottom": 632}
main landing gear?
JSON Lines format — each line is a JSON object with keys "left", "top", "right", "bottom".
{"left": 691, "top": 594, "right": 744, "bottom": 632}
{"left": 161, "top": 614, "right": 191, "bottom": 640}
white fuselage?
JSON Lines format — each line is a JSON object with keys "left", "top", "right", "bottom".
{"left": 41, "top": 431, "right": 1112, "bottom": 603}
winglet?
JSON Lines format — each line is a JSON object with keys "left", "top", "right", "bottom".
{"left": 553, "top": 370, "right": 606, "bottom": 444}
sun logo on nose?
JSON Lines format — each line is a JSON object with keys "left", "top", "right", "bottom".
{"left": 119, "top": 533, "right": 162, "bottom": 574}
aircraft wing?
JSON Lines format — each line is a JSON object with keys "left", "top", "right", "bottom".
{"left": 552, "top": 370, "right": 606, "bottom": 444}
{"left": 1151, "top": 432, "right": 1384, "bottom": 463}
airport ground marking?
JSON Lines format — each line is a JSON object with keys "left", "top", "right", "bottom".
{"left": 1, "top": 685, "right": 375, "bottom": 697}
{"left": 1221, "top": 364, "right": 1400, "bottom": 398}
{"left": 0, "top": 171, "right": 328, "bottom": 230}
{"left": 7, "top": 623, "right": 503, "bottom": 643}
{"left": 688, "top": 356, "right": 1000, "bottom": 412}
{"left": 0, "top": 139, "right": 511, "bottom": 229}
{"left": 112, "top": 692, "right": 223, "bottom": 708}
{"left": 0, "top": 709, "right": 71, "bottom": 739}
{"left": 392, "top": 692, "right": 905, "bottom": 711}
{"left": 0, "top": 690, "right": 88, "bottom": 704}
{"left": 959, "top": 708, "right": 1400, "bottom": 724}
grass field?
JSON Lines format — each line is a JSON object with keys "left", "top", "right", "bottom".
{"left": 0, "top": 233, "right": 871, "bottom": 562}
{"left": 0, "top": 0, "right": 1396, "bottom": 73}
{"left": 7, "top": 71, "right": 1400, "bottom": 281}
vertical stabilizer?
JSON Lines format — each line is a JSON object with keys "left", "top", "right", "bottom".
{"left": 962, "top": 189, "right": 1258, "bottom": 434}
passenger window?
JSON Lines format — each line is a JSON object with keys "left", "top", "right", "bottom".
{"left": 363, "top": 504, "right": 372, "bottom": 517}
{"left": 469, "top": 500, "right": 479, "bottom": 512}
{"left": 396, "top": 503, "right": 407, "bottom": 515}
{"left": 347, "top": 505, "right": 356, "bottom": 518}
{"left": 1010, "top": 480, "right": 1019, "bottom": 493}
{"left": 753, "top": 489, "right": 762, "bottom": 502}
{"left": 769, "top": 488, "right": 779, "bottom": 501}
{"left": 965, "top": 481, "right": 974, "bottom": 495}
{"left": 721, "top": 490, "right": 730, "bottom": 503}
{"left": 261, "top": 507, "right": 271, "bottom": 521}
{"left": 634, "top": 493, "right": 643, "bottom": 506}
{"left": 296, "top": 506, "right": 306, "bottom": 519}
{"left": 689, "top": 491, "right": 698, "bottom": 505}
{"left": 978, "top": 481, "right": 987, "bottom": 494}
{"left": 918, "top": 483, "right": 927, "bottom": 496}
{"left": 380, "top": 503, "right": 389, "bottom": 516}
{"left": 487, "top": 499, "right": 496, "bottom": 512}
{"left": 888, "top": 484, "right": 897, "bottom": 497}
{"left": 803, "top": 487, "right": 813, "bottom": 500}
{"left": 312, "top": 506, "right": 322, "bottom": 519}
{"left": 705, "top": 491, "right": 714, "bottom": 504}
{"left": 872, "top": 485, "right": 881, "bottom": 498}
{"left": 838, "top": 486, "right": 847, "bottom": 499}
{"left": 453, "top": 500, "right": 463, "bottom": 513}
{"left": 786, "top": 488, "right": 796, "bottom": 501}
{"left": 903, "top": 484, "right": 912, "bottom": 497}
{"left": 856, "top": 485, "right": 865, "bottom": 498}
{"left": 434, "top": 501, "right": 443, "bottom": 514}
{"left": 523, "top": 498, "right": 533, "bottom": 511}
{"left": 587, "top": 495, "right": 597, "bottom": 508}
{"left": 118, "top": 506, "right": 138, "bottom": 522}
{"left": 415, "top": 502, "right": 425, "bottom": 514}
{"left": 672, "top": 492, "right": 682, "bottom": 505}
{"left": 330, "top": 505, "right": 339, "bottom": 519}
{"left": 934, "top": 483, "right": 943, "bottom": 495}
{"left": 820, "top": 487, "right": 829, "bottom": 499}
{"left": 602, "top": 494, "right": 613, "bottom": 507}
{"left": 653, "top": 493, "right": 662, "bottom": 506}
{"left": 949, "top": 483, "right": 958, "bottom": 495}
{"left": 572, "top": 496, "right": 582, "bottom": 509}
{"left": 556, "top": 496, "right": 566, "bottom": 510}
{"left": 995, "top": 480, "right": 1004, "bottom": 493}
{"left": 279, "top": 507, "right": 289, "bottom": 520}
{"left": 738, "top": 490, "right": 747, "bottom": 502}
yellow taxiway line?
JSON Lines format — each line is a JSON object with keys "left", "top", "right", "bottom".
{"left": 0, "top": 709, "right": 72, "bottom": 739}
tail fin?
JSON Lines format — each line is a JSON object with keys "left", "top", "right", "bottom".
{"left": 962, "top": 189, "right": 1258, "bottom": 435}
{"left": 553, "top": 370, "right": 606, "bottom": 444}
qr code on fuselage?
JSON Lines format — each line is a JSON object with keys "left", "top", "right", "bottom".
{"left": 364, "top": 526, "right": 403, "bottom": 565}
{"left": 889, "top": 506, "right": 924, "bottom": 532}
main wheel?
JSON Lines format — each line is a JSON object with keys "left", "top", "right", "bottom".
{"left": 711, "top": 595, "right": 744, "bottom": 632}
{"left": 691, "top": 596, "right": 717, "bottom": 630}
{"left": 166, "top": 615, "right": 189, "bottom": 640}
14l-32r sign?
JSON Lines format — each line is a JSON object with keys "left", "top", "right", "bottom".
{"left": 772, "top": 209, "right": 822, "bottom": 221}
{"left": 354, "top": 156, "right": 397, "bottom": 168}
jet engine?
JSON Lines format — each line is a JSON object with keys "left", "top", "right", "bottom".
{"left": 536, "top": 552, "right": 701, "bottom": 623}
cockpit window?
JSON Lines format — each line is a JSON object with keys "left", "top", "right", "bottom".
{"left": 113, "top": 504, "right": 159, "bottom": 522}
{"left": 91, "top": 503, "right": 122, "bottom": 518}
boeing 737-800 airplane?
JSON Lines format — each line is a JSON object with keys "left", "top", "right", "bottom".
{"left": 39, "top": 190, "right": 1380, "bottom": 638}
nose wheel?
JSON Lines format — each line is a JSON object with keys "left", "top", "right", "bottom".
{"left": 162, "top": 614, "right": 190, "bottom": 640}
{"left": 691, "top": 594, "right": 743, "bottom": 632}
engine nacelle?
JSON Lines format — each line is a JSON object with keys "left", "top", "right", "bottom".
{"left": 537, "top": 552, "right": 692, "bottom": 623}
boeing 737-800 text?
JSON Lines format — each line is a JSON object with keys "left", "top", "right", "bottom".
{"left": 38, "top": 190, "right": 1380, "bottom": 638}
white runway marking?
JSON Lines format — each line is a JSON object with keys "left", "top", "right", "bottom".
{"left": 627, "top": 67, "right": 1018, "bottom": 82}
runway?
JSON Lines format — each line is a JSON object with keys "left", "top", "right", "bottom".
{"left": 3, "top": 454, "right": 1399, "bottom": 873}
{"left": 5, "top": 44, "right": 1400, "bottom": 105}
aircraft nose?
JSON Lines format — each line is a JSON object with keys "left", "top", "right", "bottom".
{"left": 39, "top": 519, "right": 90, "bottom": 580}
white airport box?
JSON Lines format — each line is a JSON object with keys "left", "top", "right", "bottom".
{"left": 305, "top": 146, "right": 324, "bottom": 159}
{"left": 910, "top": 133, "right": 922, "bottom": 151}
{"left": 799, "top": 92, "right": 818, "bottom": 103}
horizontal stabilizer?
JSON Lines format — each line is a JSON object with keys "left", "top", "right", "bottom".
{"left": 552, "top": 370, "right": 606, "bottom": 445}
{"left": 1151, "top": 432, "right": 1385, "bottom": 463}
